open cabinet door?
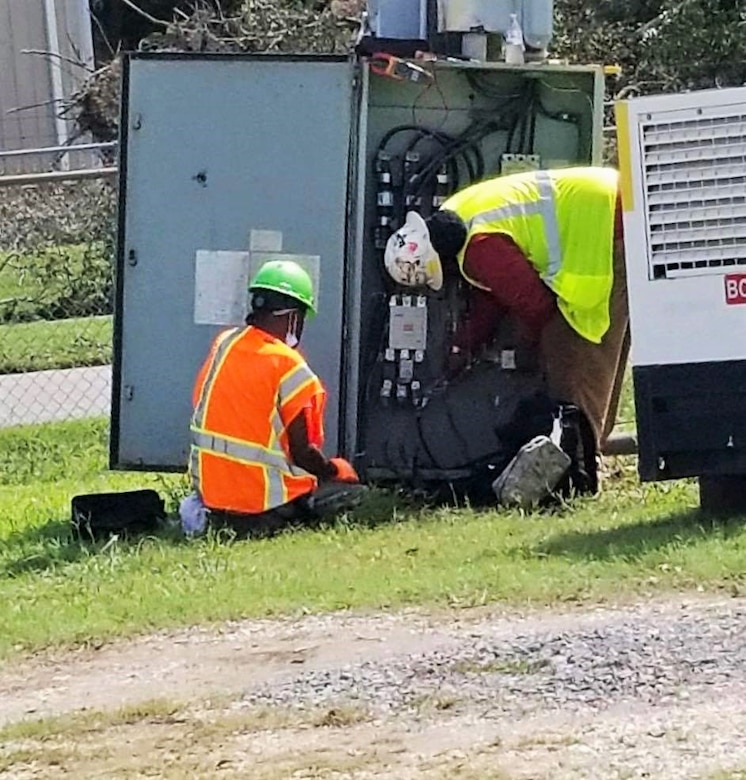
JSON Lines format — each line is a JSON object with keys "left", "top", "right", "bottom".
{"left": 113, "top": 54, "right": 355, "bottom": 469}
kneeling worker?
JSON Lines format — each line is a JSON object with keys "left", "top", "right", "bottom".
{"left": 182, "top": 259, "right": 365, "bottom": 537}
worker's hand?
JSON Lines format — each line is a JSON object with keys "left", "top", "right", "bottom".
{"left": 444, "top": 346, "right": 468, "bottom": 380}
{"left": 330, "top": 457, "right": 360, "bottom": 484}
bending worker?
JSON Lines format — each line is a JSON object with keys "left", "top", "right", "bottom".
{"left": 384, "top": 165, "right": 630, "bottom": 456}
{"left": 182, "top": 259, "right": 365, "bottom": 538}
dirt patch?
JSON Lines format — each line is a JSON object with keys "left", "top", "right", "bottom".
{"left": 2, "top": 596, "right": 746, "bottom": 779}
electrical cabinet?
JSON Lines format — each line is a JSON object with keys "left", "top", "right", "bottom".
{"left": 113, "top": 52, "right": 606, "bottom": 485}
{"left": 616, "top": 86, "right": 746, "bottom": 481}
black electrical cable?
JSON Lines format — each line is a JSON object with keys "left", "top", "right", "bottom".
{"left": 403, "top": 126, "right": 481, "bottom": 185}
{"left": 517, "top": 111, "right": 529, "bottom": 155}
{"left": 377, "top": 124, "right": 457, "bottom": 156}
{"left": 378, "top": 113, "right": 503, "bottom": 210}
{"left": 505, "top": 110, "right": 520, "bottom": 155}
{"left": 376, "top": 124, "right": 465, "bottom": 223}
{"left": 415, "top": 404, "right": 444, "bottom": 469}
{"left": 412, "top": 137, "right": 483, "bottom": 199}
{"left": 416, "top": 398, "right": 512, "bottom": 474}
{"left": 411, "top": 123, "right": 492, "bottom": 200}
{"left": 523, "top": 81, "right": 540, "bottom": 154}
{"left": 465, "top": 72, "right": 524, "bottom": 105}
{"left": 362, "top": 296, "right": 391, "bottom": 404}
{"left": 403, "top": 126, "right": 457, "bottom": 154}
{"left": 528, "top": 104, "right": 537, "bottom": 154}
{"left": 444, "top": 396, "right": 473, "bottom": 464}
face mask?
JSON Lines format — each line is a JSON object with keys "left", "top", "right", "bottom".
{"left": 284, "top": 311, "right": 300, "bottom": 349}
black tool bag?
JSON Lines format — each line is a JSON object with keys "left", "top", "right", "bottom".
{"left": 71, "top": 489, "right": 165, "bottom": 541}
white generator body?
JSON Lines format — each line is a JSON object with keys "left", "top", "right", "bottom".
{"left": 616, "top": 86, "right": 746, "bottom": 482}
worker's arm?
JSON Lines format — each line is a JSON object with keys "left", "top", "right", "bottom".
{"left": 452, "top": 288, "right": 506, "bottom": 353}
{"left": 287, "top": 412, "right": 360, "bottom": 483}
{"left": 456, "top": 233, "right": 556, "bottom": 350}
{"left": 447, "top": 289, "right": 504, "bottom": 377}
{"left": 287, "top": 410, "right": 338, "bottom": 480}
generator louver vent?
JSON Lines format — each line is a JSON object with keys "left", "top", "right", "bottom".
{"left": 641, "top": 114, "right": 746, "bottom": 280}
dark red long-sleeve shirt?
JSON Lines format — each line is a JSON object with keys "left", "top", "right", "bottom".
{"left": 452, "top": 193, "right": 624, "bottom": 352}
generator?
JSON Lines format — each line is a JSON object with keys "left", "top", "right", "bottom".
{"left": 616, "top": 86, "right": 746, "bottom": 500}
{"left": 112, "top": 15, "right": 607, "bottom": 494}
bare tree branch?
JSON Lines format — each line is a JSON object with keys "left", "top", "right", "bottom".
{"left": 21, "top": 49, "right": 95, "bottom": 73}
{"left": 115, "top": 0, "right": 170, "bottom": 28}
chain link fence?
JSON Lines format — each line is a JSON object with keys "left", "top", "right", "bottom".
{"left": 0, "top": 173, "right": 116, "bottom": 428}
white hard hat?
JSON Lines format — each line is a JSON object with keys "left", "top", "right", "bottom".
{"left": 384, "top": 211, "right": 443, "bottom": 291}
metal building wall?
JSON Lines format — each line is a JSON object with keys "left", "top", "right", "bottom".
{"left": 0, "top": 0, "right": 95, "bottom": 174}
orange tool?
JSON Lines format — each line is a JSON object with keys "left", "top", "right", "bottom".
{"left": 370, "top": 52, "right": 434, "bottom": 85}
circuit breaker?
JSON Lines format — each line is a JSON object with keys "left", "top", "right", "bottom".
{"left": 616, "top": 85, "right": 746, "bottom": 482}
{"left": 113, "top": 52, "right": 606, "bottom": 487}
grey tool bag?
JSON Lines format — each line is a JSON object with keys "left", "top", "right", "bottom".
{"left": 492, "top": 434, "right": 572, "bottom": 509}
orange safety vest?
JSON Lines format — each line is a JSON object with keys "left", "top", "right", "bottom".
{"left": 189, "top": 325, "right": 327, "bottom": 514}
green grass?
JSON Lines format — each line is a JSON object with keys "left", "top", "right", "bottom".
{"left": 2, "top": 418, "right": 746, "bottom": 660}
{"left": 617, "top": 367, "right": 635, "bottom": 430}
{"left": 0, "top": 315, "right": 112, "bottom": 373}
{"left": 0, "top": 245, "right": 112, "bottom": 373}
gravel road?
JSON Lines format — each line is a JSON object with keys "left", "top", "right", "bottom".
{"left": 2, "top": 596, "right": 746, "bottom": 779}
{"left": 242, "top": 597, "right": 746, "bottom": 716}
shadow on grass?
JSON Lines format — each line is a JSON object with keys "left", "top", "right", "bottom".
{"left": 535, "top": 508, "right": 746, "bottom": 562}
{"left": 0, "top": 514, "right": 190, "bottom": 578}
{"left": 0, "top": 489, "right": 421, "bottom": 578}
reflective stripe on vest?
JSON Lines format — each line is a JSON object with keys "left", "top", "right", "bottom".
{"left": 279, "top": 361, "right": 317, "bottom": 405}
{"left": 269, "top": 361, "right": 318, "bottom": 478}
{"left": 191, "top": 430, "right": 289, "bottom": 473}
{"left": 190, "top": 429, "right": 288, "bottom": 508}
{"left": 189, "top": 327, "right": 244, "bottom": 494}
{"left": 192, "top": 327, "right": 242, "bottom": 425}
{"left": 463, "top": 171, "right": 561, "bottom": 285}
{"left": 536, "top": 171, "right": 561, "bottom": 283}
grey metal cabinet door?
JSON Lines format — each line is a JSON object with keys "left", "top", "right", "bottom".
{"left": 113, "top": 54, "right": 354, "bottom": 469}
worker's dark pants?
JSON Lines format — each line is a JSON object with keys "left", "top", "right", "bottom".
{"left": 207, "top": 482, "right": 368, "bottom": 540}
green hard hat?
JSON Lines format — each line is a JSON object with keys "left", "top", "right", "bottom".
{"left": 249, "top": 259, "right": 316, "bottom": 316}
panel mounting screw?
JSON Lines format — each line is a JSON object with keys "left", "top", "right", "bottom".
{"left": 127, "top": 249, "right": 137, "bottom": 267}
{"left": 124, "top": 385, "right": 134, "bottom": 401}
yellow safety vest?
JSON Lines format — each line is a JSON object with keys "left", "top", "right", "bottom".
{"left": 442, "top": 167, "right": 619, "bottom": 344}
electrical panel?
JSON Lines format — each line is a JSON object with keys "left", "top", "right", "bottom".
{"left": 353, "top": 59, "right": 605, "bottom": 485}
{"left": 114, "top": 53, "right": 605, "bottom": 493}
{"left": 616, "top": 86, "right": 746, "bottom": 481}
